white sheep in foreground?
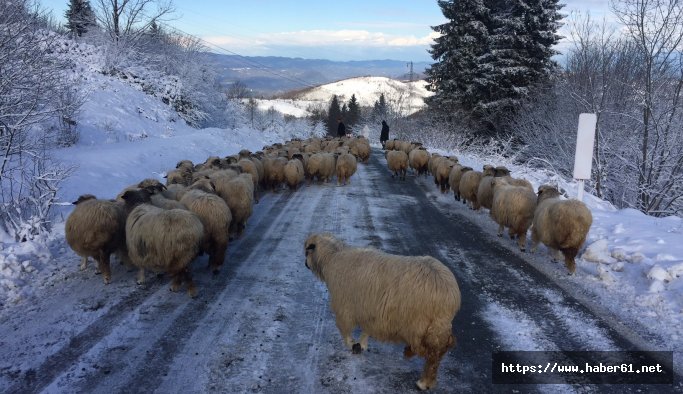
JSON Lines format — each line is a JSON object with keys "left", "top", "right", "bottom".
{"left": 304, "top": 233, "right": 461, "bottom": 391}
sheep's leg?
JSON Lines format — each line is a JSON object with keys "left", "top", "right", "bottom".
{"left": 562, "top": 248, "right": 578, "bottom": 275}
{"left": 79, "top": 256, "right": 88, "bottom": 270}
{"left": 96, "top": 252, "right": 112, "bottom": 285}
{"left": 404, "top": 345, "right": 416, "bottom": 358}
{"left": 517, "top": 231, "right": 527, "bottom": 252}
{"left": 136, "top": 268, "right": 146, "bottom": 285}
{"left": 417, "top": 346, "right": 449, "bottom": 391}
{"left": 170, "top": 271, "right": 183, "bottom": 292}
{"left": 497, "top": 224, "right": 504, "bottom": 237}
{"left": 209, "top": 242, "right": 227, "bottom": 275}
{"left": 184, "top": 269, "right": 197, "bottom": 298}
{"left": 335, "top": 317, "right": 355, "bottom": 350}
{"left": 358, "top": 332, "right": 370, "bottom": 351}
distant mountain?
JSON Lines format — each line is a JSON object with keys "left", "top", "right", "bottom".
{"left": 254, "top": 76, "right": 433, "bottom": 118}
{"left": 207, "top": 54, "right": 431, "bottom": 96}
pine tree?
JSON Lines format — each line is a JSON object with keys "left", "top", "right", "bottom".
{"left": 65, "top": 0, "right": 97, "bottom": 37}
{"left": 373, "top": 93, "right": 388, "bottom": 120}
{"left": 425, "top": 0, "right": 491, "bottom": 113}
{"left": 475, "top": 0, "right": 564, "bottom": 116}
{"left": 426, "top": 0, "right": 563, "bottom": 132}
{"left": 346, "top": 94, "right": 361, "bottom": 128}
{"left": 326, "top": 95, "right": 342, "bottom": 136}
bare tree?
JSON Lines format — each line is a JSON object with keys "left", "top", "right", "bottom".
{"left": 1, "top": 0, "right": 78, "bottom": 239}
{"left": 93, "top": 0, "right": 174, "bottom": 43}
{"left": 611, "top": 0, "right": 683, "bottom": 215}
{"left": 226, "top": 80, "right": 251, "bottom": 100}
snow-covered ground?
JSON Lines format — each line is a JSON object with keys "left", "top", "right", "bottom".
{"left": 1, "top": 34, "right": 681, "bottom": 372}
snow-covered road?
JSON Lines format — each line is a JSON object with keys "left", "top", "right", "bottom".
{"left": 0, "top": 150, "right": 677, "bottom": 393}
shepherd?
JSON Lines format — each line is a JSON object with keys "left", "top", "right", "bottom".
{"left": 380, "top": 120, "right": 390, "bottom": 148}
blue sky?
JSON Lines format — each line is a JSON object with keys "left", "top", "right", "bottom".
{"left": 40, "top": 0, "right": 611, "bottom": 62}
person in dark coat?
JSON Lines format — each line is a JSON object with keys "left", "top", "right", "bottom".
{"left": 380, "top": 120, "right": 390, "bottom": 148}
{"left": 337, "top": 118, "right": 346, "bottom": 137}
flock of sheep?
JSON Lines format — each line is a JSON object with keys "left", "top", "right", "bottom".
{"left": 384, "top": 138, "right": 594, "bottom": 274}
{"left": 64, "top": 133, "right": 592, "bottom": 391}
{"left": 65, "top": 136, "right": 370, "bottom": 297}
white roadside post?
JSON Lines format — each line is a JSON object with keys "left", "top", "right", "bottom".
{"left": 573, "top": 113, "right": 597, "bottom": 202}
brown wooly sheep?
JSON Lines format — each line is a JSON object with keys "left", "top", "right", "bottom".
{"left": 180, "top": 187, "right": 232, "bottom": 274}
{"left": 448, "top": 165, "right": 472, "bottom": 202}
{"left": 65, "top": 194, "right": 127, "bottom": 284}
{"left": 304, "top": 233, "right": 461, "bottom": 391}
{"left": 121, "top": 189, "right": 204, "bottom": 297}
{"left": 384, "top": 139, "right": 396, "bottom": 151}
{"left": 165, "top": 166, "right": 192, "bottom": 186}
{"left": 493, "top": 165, "right": 534, "bottom": 191}
{"left": 349, "top": 137, "right": 371, "bottom": 163}
{"left": 435, "top": 158, "right": 458, "bottom": 193}
{"left": 305, "top": 153, "right": 324, "bottom": 183}
{"left": 208, "top": 173, "right": 254, "bottom": 238}
{"left": 162, "top": 183, "right": 187, "bottom": 201}
{"left": 386, "top": 150, "right": 409, "bottom": 180}
{"left": 335, "top": 153, "right": 358, "bottom": 185}
{"left": 428, "top": 155, "right": 445, "bottom": 179}
{"left": 531, "top": 185, "right": 593, "bottom": 274}
{"left": 490, "top": 179, "right": 537, "bottom": 251}
{"left": 237, "top": 158, "right": 260, "bottom": 202}
{"left": 317, "top": 153, "right": 337, "bottom": 183}
{"left": 262, "top": 156, "right": 288, "bottom": 191}
{"left": 459, "top": 170, "right": 485, "bottom": 209}
{"left": 284, "top": 157, "right": 305, "bottom": 190}
{"left": 474, "top": 165, "right": 498, "bottom": 210}
{"left": 409, "top": 148, "right": 430, "bottom": 176}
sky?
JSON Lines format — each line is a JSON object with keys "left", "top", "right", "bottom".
{"left": 40, "top": 0, "right": 612, "bottom": 62}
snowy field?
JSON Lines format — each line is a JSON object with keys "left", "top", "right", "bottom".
{"left": 0, "top": 35, "right": 681, "bottom": 389}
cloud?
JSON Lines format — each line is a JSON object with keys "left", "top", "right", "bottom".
{"left": 202, "top": 29, "right": 438, "bottom": 50}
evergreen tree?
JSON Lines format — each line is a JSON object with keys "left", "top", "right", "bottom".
{"left": 65, "top": 0, "right": 97, "bottom": 37}
{"left": 373, "top": 93, "right": 388, "bottom": 120}
{"left": 475, "top": 0, "right": 564, "bottom": 116}
{"left": 326, "top": 95, "right": 342, "bottom": 136}
{"left": 346, "top": 94, "right": 361, "bottom": 128}
{"left": 426, "top": 0, "right": 563, "bottom": 132}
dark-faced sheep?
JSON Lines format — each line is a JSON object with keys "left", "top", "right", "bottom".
{"left": 490, "top": 179, "right": 537, "bottom": 251}
{"left": 475, "top": 165, "right": 500, "bottom": 210}
{"left": 386, "top": 150, "right": 409, "bottom": 180}
{"left": 335, "top": 153, "right": 357, "bottom": 185}
{"left": 531, "top": 185, "right": 593, "bottom": 274}
{"left": 65, "top": 194, "right": 128, "bottom": 284}
{"left": 121, "top": 189, "right": 204, "bottom": 297}
{"left": 180, "top": 188, "right": 232, "bottom": 274}
{"left": 304, "top": 233, "right": 461, "bottom": 391}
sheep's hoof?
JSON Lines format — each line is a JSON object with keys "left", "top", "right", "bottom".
{"left": 416, "top": 379, "right": 433, "bottom": 391}
{"left": 188, "top": 287, "right": 197, "bottom": 298}
{"left": 352, "top": 343, "right": 362, "bottom": 354}
{"left": 103, "top": 276, "right": 111, "bottom": 285}
{"left": 520, "top": 247, "right": 526, "bottom": 252}
{"left": 497, "top": 233, "right": 503, "bottom": 237}
{"left": 403, "top": 346, "right": 415, "bottom": 358}
{"left": 170, "top": 284, "right": 180, "bottom": 292}
{"left": 212, "top": 268, "right": 220, "bottom": 276}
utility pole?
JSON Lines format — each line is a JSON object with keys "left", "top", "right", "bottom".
{"left": 406, "top": 61, "right": 414, "bottom": 115}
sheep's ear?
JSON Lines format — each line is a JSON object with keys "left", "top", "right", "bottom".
{"left": 306, "top": 243, "right": 316, "bottom": 251}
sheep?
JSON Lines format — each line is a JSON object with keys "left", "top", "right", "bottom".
{"left": 162, "top": 183, "right": 187, "bottom": 201}
{"left": 164, "top": 167, "right": 193, "bottom": 186}
{"left": 349, "top": 137, "right": 370, "bottom": 163}
{"left": 386, "top": 150, "right": 409, "bottom": 180}
{"left": 65, "top": 194, "right": 128, "bottom": 284}
{"left": 489, "top": 179, "right": 537, "bottom": 251}
{"left": 335, "top": 153, "right": 358, "bottom": 185}
{"left": 384, "top": 139, "right": 396, "bottom": 151}
{"left": 237, "top": 158, "right": 260, "bottom": 202}
{"left": 435, "top": 159, "right": 457, "bottom": 193}
{"left": 262, "top": 156, "right": 288, "bottom": 191}
{"left": 284, "top": 157, "right": 305, "bottom": 190}
{"left": 474, "top": 165, "right": 499, "bottom": 210}
{"left": 120, "top": 189, "right": 204, "bottom": 296}
{"left": 317, "top": 153, "right": 337, "bottom": 183}
{"left": 211, "top": 173, "right": 254, "bottom": 238}
{"left": 459, "top": 170, "right": 485, "bottom": 209}
{"left": 176, "top": 160, "right": 194, "bottom": 171}
{"left": 409, "top": 148, "right": 430, "bottom": 176}
{"left": 179, "top": 188, "right": 232, "bottom": 274}
{"left": 531, "top": 185, "right": 593, "bottom": 274}
{"left": 428, "top": 154, "right": 443, "bottom": 176}
{"left": 304, "top": 233, "right": 461, "bottom": 391}
{"left": 448, "top": 165, "right": 472, "bottom": 201}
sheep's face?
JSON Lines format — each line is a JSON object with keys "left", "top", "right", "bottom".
{"left": 537, "top": 185, "right": 561, "bottom": 203}
{"left": 73, "top": 194, "right": 97, "bottom": 205}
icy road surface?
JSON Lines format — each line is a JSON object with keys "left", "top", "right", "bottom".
{"left": 0, "top": 150, "right": 677, "bottom": 393}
